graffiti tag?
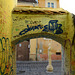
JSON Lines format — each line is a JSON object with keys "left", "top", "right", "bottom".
{"left": 0, "top": 37, "right": 14, "bottom": 75}
{"left": 19, "top": 20, "right": 63, "bottom": 35}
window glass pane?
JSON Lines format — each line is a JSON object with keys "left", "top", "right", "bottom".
{"left": 51, "top": 3, "right": 54, "bottom": 8}
{"left": 19, "top": 44, "right": 21, "bottom": 47}
{"left": 48, "top": 2, "right": 50, "bottom": 7}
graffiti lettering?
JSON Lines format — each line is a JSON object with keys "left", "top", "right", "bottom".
{"left": 19, "top": 25, "right": 43, "bottom": 35}
{"left": 19, "top": 20, "right": 63, "bottom": 35}
{"left": 13, "top": 16, "right": 29, "bottom": 21}
{"left": 25, "top": 20, "right": 41, "bottom": 24}
{"left": 0, "top": 37, "right": 14, "bottom": 75}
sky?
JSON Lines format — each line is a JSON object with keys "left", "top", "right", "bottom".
{"left": 60, "top": 0, "right": 75, "bottom": 14}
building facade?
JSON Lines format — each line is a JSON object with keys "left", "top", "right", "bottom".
{"left": 16, "top": 41, "right": 30, "bottom": 61}
{"left": 30, "top": 38, "right": 61, "bottom": 61}
{"left": 17, "top": 0, "right": 59, "bottom": 8}
{"left": 38, "top": 0, "right": 59, "bottom": 8}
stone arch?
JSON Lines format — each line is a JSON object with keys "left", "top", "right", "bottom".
{"left": 12, "top": 33, "right": 65, "bottom": 45}
{"left": 0, "top": 0, "right": 74, "bottom": 75}
{"left": 12, "top": 32, "right": 66, "bottom": 74}
{"left": 11, "top": 7, "right": 74, "bottom": 75}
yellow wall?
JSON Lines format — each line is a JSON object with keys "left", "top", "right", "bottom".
{"left": 0, "top": 0, "right": 16, "bottom": 75}
{"left": 38, "top": 0, "right": 45, "bottom": 7}
{"left": 32, "top": 38, "right": 61, "bottom": 54}
{"left": 12, "top": 7, "right": 75, "bottom": 75}
{"left": 30, "top": 39, "right": 36, "bottom": 54}
{"left": 30, "top": 39, "right": 37, "bottom": 61}
{"left": 0, "top": 0, "right": 74, "bottom": 74}
{"left": 57, "top": 0, "right": 59, "bottom": 8}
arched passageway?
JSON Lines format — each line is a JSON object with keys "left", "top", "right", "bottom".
{"left": 0, "top": 1, "right": 74, "bottom": 74}
{"left": 11, "top": 6, "right": 74, "bottom": 75}
{"left": 15, "top": 37, "right": 64, "bottom": 75}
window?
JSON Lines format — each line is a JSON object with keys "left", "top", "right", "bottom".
{"left": 48, "top": 2, "right": 50, "bottom": 7}
{"left": 51, "top": 3, "right": 54, "bottom": 8}
{"left": 19, "top": 44, "right": 21, "bottom": 47}
{"left": 56, "top": 52, "right": 61, "bottom": 55}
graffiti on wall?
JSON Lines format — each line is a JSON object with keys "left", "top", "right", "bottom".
{"left": 0, "top": 37, "right": 14, "bottom": 75}
{"left": 19, "top": 20, "right": 63, "bottom": 35}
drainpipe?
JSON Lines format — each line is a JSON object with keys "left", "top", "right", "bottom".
{"left": 61, "top": 46, "right": 65, "bottom": 75}
{"left": 36, "top": 38, "right": 38, "bottom": 61}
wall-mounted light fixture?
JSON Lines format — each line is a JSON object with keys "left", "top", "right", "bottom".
{"left": 39, "top": 49, "right": 43, "bottom": 54}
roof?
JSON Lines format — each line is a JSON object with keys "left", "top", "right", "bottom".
{"left": 18, "top": 0, "right": 37, "bottom": 3}
{"left": 12, "top": 6, "right": 68, "bottom": 15}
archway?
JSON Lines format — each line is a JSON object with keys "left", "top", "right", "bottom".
{"left": 0, "top": 0, "right": 74, "bottom": 74}
{"left": 11, "top": 6, "right": 74, "bottom": 75}
{"left": 15, "top": 37, "right": 64, "bottom": 75}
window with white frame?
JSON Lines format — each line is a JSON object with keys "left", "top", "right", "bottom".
{"left": 48, "top": 2, "right": 50, "bottom": 7}
{"left": 48, "top": 2, "right": 54, "bottom": 8}
{"left": 51, "top": 3, "right": 54, "bottom": 8}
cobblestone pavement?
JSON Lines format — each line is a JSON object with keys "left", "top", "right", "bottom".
{"left": 16, "top": 61, "right": 64, "bottom": 75}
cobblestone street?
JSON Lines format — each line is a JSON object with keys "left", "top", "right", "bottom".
{"left": 16, "top": 61, "right": 64, "bottom": 75}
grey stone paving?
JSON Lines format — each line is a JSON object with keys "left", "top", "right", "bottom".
{"left": 16, "top": 61, "right": 64, "bottom": 75}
